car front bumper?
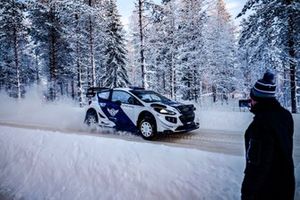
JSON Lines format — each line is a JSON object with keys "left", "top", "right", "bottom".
{"left": 157, "top": 122, "right": 199, "bottom": 134}
{"left": 175, "top": 122, "right": 200, "bottom": 132}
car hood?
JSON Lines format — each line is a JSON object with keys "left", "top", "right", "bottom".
{"left": 149, "top": 101, "right": 195, "bottom": 114}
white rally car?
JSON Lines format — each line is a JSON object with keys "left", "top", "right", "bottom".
{"left": 84, "top": 87, "right": 199, "bottom": 139}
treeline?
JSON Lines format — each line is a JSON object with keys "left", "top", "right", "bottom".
{"left": 0, "top": 0, "right": 299, "bottom": 112}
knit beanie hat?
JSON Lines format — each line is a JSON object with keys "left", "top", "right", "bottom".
{"left": 250, "top": 71, "right": 276, "bottom": 101}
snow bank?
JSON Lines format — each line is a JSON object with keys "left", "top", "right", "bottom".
{"left": 197, "top": 110, "right": 300, "bottom": 136}
{"left": 0, "top": 126, "right": 244, "bottom": 200}
{"left": 196, "top": 101, "right": 300, "bottom": 136}
{"left": 197, "top": 110, "right": 252, "bottom": 132}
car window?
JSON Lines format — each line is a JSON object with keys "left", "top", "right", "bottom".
{"left": 140, "top": 94, "right": 161, "bottom": 102}
{"left": 112, "top": 91, "right": 141, "bottom": 105}
{"left": 98, "top": 91, "right": 110, "bottom": 100}
{"left": 131, "top": 90, "right": 173, "bottom": 103}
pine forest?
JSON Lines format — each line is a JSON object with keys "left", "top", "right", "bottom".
{"left": 0, "top": 0, "right": 299, "bottom": 113}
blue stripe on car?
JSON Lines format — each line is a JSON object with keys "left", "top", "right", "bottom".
{"left": 98, "top": 98, "right": 137, "bottom": 132}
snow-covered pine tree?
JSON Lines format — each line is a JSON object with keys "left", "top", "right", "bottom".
{"left": 142, "top": 20, "right": 161, "bottom": 92}
{"left": 84, "top": 0, "right": 106, "bottom": 88}
{"left": 235, "top": 44, "right": 252, "bottom": 98}
{"left": 29, "top": 0, "right": 74, "bottom": 101}
{"left": 127, "top": 14, "right": 141, "bottom": 86}
{"left": 101, "top": 0, "right": 129, "bottom": 88}
{"left": 129, "top": 0, "right": 168, "bottom": 90}
{"left": 68, "top": 3, "right": 85, "bottom": 105}
{"left": 27, "top": 0, "right": 107, "bottom": 103}
{"left": 155, "top": 0, "right": 178, "bottom": 99}
{"left": 206, "top": 0, "right": 237, "bottom": 103}
{"left": 128, "top": 1, "right": 148, "bottom": 89}
{"left": 60, "top": 0, "right": 88, "bottom": 104}
{"left": 0, "top": 0, "right": 35, "bottom": 98}
{"left": 92, "top": 1, "right": 108, "bottom": 88}
{"left": 176, "top": 0, "right": 207, "bottom": 102}
{"left": 137, "top": 0, "right": 146, "bottom": 88}
{"left": 238, "top": 0, "right": 300, "bottom": 113}
{"left": 64, "top": 0, "right": 107, "bottom": 104}
{"left": 132, "top": 0, "right": 161, "bottom": 89}
{"left": 136, "top": 1, "right": 166, "bottom": 95}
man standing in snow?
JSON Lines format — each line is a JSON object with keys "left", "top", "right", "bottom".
{"left": 241, "top": 71, "right": 295, "bottom": 200}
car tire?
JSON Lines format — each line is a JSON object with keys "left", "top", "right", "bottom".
{"left": 85, "top": 111, "right": 98, "bottom": 129}
{"left": 138, "top": 116, "right": 156, "bottom": 140}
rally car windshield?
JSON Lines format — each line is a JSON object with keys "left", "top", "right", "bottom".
{"left": 131, "top": 90, "right": 172, "bottom": 103}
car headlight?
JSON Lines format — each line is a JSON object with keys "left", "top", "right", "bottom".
{"left": 154, "top": 107, "right": 176, "bottom": 115}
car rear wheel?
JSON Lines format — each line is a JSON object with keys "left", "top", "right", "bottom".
{"left": 139, "top": 117, "right": 156, "bottom": 139}
{"left": 85, "top": 111, "right": 98, "bottom": 129}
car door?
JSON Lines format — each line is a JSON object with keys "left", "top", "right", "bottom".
{"left": 96, "top": 89, "right": 116, "bottom": 127}
{"left": 111, "top": 90, "right": 141, "bottom": 132}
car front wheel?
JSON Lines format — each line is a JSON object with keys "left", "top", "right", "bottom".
{"left": 139, "top": 117, "right": 156, "bottom": 139}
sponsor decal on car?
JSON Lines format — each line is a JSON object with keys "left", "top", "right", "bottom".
{"left": 107, "top": 108, "right": 119, "bottom": 117}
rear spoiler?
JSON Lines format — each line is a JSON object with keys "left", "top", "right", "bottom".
{"left": 86, "top": 87, "right": 110, "bottom": 98}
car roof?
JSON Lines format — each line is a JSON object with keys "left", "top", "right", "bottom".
{"left": 113, "top": 87, "right": 131, "bottom": 92}
{"left": 111, "top": 87, "right": 146, "bottom": 92}
{"left": 87, "top": 87, "right": 146, "bottom": 94}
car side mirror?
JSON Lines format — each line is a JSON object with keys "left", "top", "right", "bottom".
{"left": 115, "top": 100, "right": 122, "bottom": 106}
{"left": 128, "top": 97, "right": 135, "bottom": 104}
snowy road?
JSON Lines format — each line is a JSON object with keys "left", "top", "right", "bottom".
{"left": 1, "top": 121, "right": 299, "bottom": 164}
{"left": 157, "top": 130, "right": 300, "bottom": 163}
{"left": 155, "top": 129, "right": 244, "bottom": 156}
{"left": 0, "top": 121, "right": 243, "bottom": 156}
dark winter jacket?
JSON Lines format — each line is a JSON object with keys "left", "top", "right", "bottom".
{"left": 241, "top": 99, "right": 295, "bottom": 200}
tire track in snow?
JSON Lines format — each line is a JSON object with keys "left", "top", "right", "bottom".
{"left": 153, "top": 129, "right": 245, "bottom": 156}
{"left": 0, "top": 120, "right": 299, "bottom": 162}
{"left": 0, "top": 121, "right": 243, "bottom": 156}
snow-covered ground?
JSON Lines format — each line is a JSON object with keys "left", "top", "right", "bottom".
{"left": 0, "top": 126, "right": 244, "bottom": 200}
{"left": 0, "top": 91, "right": 299, "bottom": 199}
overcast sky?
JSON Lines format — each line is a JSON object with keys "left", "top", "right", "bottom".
{"left": 116, "top": 0, "right": 247, "bottom": 29}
